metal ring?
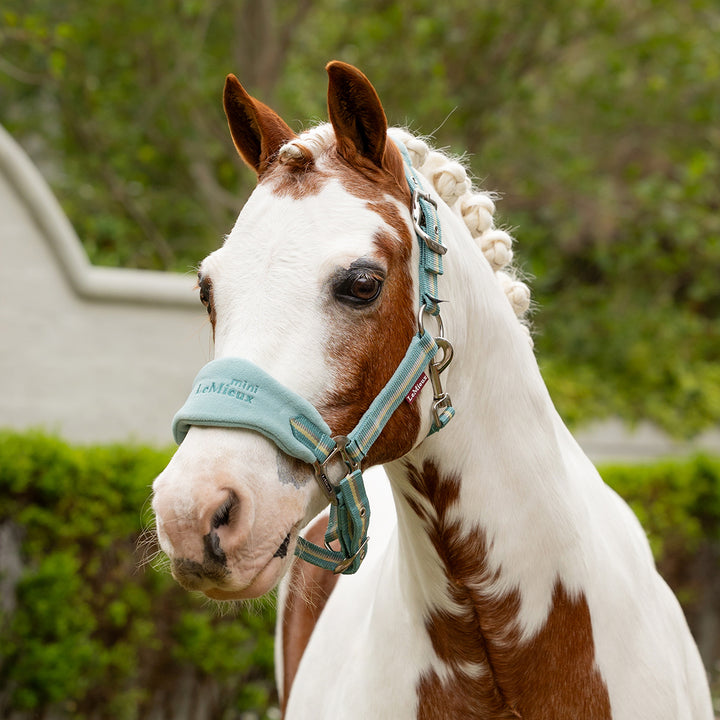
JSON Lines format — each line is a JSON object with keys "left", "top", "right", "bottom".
{"left": 332, "top": 537, "right": 369, "bottom": 575}
{"left": 418, "top": 303, "right": 445, "bottom": 337}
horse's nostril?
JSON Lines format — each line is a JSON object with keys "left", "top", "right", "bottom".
{"left": 204, "top": 529, "right": 227, "bottom": 565}
{"left": 211, "top": 490, "right": 238, "bottom": 529}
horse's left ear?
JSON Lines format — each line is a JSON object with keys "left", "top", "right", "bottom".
{"left": 326, "top": 61, "right": 389, "bottom": 170}
{"left": 223, "top": 74, "right": 296, "bottom": 176}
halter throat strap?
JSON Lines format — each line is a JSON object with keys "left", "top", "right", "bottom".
{"left": 171, "top": 140, "right": 454, "bottom": 575}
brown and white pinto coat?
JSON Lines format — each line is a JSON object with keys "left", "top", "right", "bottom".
{"left": 152, "top": 62, "right": 713, "bottom": 719}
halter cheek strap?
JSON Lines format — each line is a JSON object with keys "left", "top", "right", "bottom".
{"left": 171, "top": 140, "right": 455, "bottom": 575}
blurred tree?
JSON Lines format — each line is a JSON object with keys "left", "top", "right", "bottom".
{"left": 1, "top": 0, "right": 718, "bottom": 433}
{"left": 0, "top": 0, "right": 315, "bottom": 268}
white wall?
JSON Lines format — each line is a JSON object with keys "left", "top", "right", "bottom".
{"left": 0, "top": 125, "right": 211, "bottom": 446}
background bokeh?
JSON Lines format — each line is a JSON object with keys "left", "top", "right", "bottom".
{"left": 1, "top": 2, "right": 718, "bottom": 718}
{"left": 2, "top": 0, "right": 719, "bottom": 433}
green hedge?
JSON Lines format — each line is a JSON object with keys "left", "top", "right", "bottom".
{"left": 601, "top": 455, "right": 720, "bottom": 622}
{"left": 0, "top": 431, "right": 277, "bottom": 720}
{"left": 602, "top": 455, "right": 720, "bottom": 557}
{"left": 0, "top": 431, "right": 718, "bottom": 718}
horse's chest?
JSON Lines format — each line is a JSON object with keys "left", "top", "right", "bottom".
{"left": 288, "top": 623, "right": 514, "bottom": 720}
{"left": 283, "top": 567, "right": 508, "bottom": 719}
{"left": 285, "top": 576, "right": 432, "bottom": 719}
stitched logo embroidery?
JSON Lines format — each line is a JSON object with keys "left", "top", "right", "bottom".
{"left": 405, "top": 372, "right": 429, "bottom": 404}
{"left": 194, "top": 378, "right": 259, "bottom": 404}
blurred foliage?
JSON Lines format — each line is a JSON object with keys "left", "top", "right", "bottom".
{"left": 601, "top": 454, "right": 720, "bottom": 655}
{"left": 0, "top": 431, "right": 277, "bottom": 720}
{"left": 0, "top": 1, "right": 719, "bottom": 433}
{"left": 0, "top": 431, "right": 718, "bottom": 717}
{"left": 602, "top": 454, "right": 720, "bottom": 560}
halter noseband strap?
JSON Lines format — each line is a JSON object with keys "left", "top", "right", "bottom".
{"left": 171, "top": 141, "right": 454, "bottom": 575}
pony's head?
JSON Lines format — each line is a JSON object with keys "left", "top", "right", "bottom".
{"left": 151, "top": 62, "right": 529, "bottom": 600}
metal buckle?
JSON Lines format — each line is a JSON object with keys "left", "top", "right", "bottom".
{"left": 411, "top": 186, "right": 447, "bottom": 256}
{"left": 431, "top": 393, "right": 453, "bottom": 428}
{"left": 332, "top": 537, "right": 369, "bottom": 574}
{"left": 312, "top": 435, "right": 359, "bottom": 505}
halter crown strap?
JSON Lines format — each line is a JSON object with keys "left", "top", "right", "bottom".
{"left": 395, "top": 141, "right": 445, "bottom": 318}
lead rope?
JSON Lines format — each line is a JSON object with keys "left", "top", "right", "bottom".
{"left": 293, "top": 141, "right": 455, "bottom": 573}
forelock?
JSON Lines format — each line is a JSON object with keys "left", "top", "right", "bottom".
{"left": 278, "top": 124, "right": 336, "bottom": 166}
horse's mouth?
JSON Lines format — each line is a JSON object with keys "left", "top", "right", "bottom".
{"left": 273, "top": 531, "right": 292, "bottom": 559}
{"left": 200, "top": 525, "right": 300, "bottom": 601}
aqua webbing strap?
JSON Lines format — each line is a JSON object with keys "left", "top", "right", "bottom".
{"left": 288, "top": 415, "right": 336, "bottom": 465}
{"left": 430, "top": 405, "right": 455, "bottom": 434}
{"left": 290, "top": 330, "right": 437, "bottom": 572}
{"left": 294, "top": 469, "right": 370, "bottom": 574}
{"left": 395, "top": 141, "right": 446, "bottom": 317}
{"left": 290, "top": 331, "right": 437, "bottom": 574}
{"left": 343, "top": 329, "right": 437, "bottom": 463}
{"left": 289, "top": 330, "right": 438, "bottom": 468}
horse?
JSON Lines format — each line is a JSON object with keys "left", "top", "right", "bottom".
{"left": 151, "top": 61, "right": 713, "bottom": 719}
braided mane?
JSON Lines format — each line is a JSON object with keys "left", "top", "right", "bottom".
{"left": 278, "top": 125, "right": 532, "bottom": 342}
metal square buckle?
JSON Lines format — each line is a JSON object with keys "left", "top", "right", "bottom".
{"left": 411, "top": 186, "right": 447, "bottom": 256}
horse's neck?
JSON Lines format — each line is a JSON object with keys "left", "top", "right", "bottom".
{"left": 388, "top": 208, "right": 595, "bottom": 635}
{"left": 387, "top": 350, "right": 587, "bottom": 615}
{"left": 376, "top": 234, "right": 614, "bottom": 714}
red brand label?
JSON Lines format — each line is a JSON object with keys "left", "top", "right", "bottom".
{"left": 405, "top": 372, "right": 429, "bottom": 404}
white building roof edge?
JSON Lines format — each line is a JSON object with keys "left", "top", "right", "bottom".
{"left": 0, "top": 124, "right": 198, "bottom": 307}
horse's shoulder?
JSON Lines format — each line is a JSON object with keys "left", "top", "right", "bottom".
{"left": 279, "top": 512, "right": 339, "bottom": 715}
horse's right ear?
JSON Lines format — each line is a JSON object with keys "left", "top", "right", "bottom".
{"left": 326, "top": 61, "right": 387, "bottom": 169}
{"left": 223, "top": 74, "right": 296, "bottom": 176}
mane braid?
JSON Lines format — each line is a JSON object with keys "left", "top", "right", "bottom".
{"left": 279, "top": 125, "right": 533, "bottom": 344}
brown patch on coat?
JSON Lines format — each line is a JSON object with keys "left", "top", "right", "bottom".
{"left": 281, "top": 513, "right": 340, "bottom": 716}
{"left": 260, "top": 129, "right": 410, "bottom": 207}
{"left": 262, "top": 151, "right": 330, "bottom": 200}
{"left": 319, "top": 219, "right": 420, "bottom": 468}
{"left": 402, "top": 461, "right": 612, "bottom": 720}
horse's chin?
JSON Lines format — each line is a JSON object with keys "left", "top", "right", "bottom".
{"left": 202, "top": 554, "right": 291, "bottom": 601}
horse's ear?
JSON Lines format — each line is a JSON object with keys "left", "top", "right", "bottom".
{"left": 326, "top": 61, "right": 388, "bottom": 169}
{"left": 223, "top": 74, "right": 296, "bottom": 176}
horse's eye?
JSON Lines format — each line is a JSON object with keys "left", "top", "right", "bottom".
{"left": 334, "top": 267, "right": 384, "bottom": 306}
{"left": 198, "top": 274, "right": 213, "bottom": 316}
{"left": 350, "top": 273, "right": 382, "bottom": 301}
